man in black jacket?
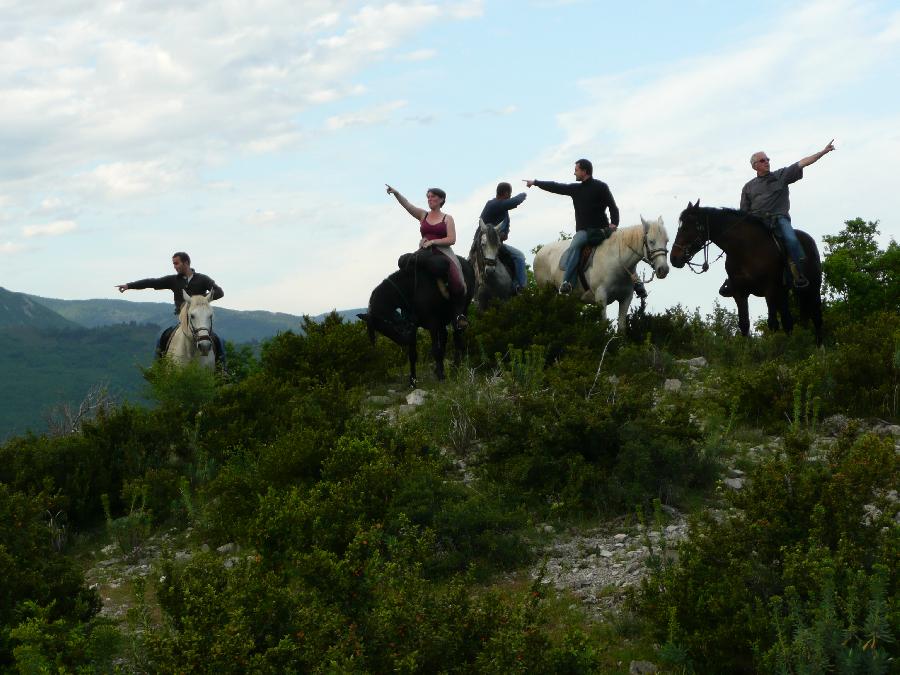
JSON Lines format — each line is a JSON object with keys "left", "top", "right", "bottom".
{"left": 116, "top": 251, "right": 226, "bottom": 365}
{"left": 526, "top": 158, "right": 622, "bottom": 294}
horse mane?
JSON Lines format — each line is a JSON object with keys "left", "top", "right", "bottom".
{"left": 694, "top": 206, "right": 769, "bottom": 230}
{"left": 614, "top": 222, "right": 645, "bottom": 251}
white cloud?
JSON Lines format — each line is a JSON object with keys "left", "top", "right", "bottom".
{"left": 398, "top": 48, "right": 436, "bottom": 62}
{"left": 23, "top": 220, "right": 77, "bottom": 237}
{"left": 79, "top": 161, "right": 193, "bottom": 198}
{"left": 325, "top": 100, "right": 407, "bottom": 130}
{"left": 0, "top": 241, "right": 24, "bottom": 254}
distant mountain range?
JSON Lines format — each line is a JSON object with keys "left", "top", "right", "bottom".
{"left": 0, "top": 287, "right": 363, "bottom": 440}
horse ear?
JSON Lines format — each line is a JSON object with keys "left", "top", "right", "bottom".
{"left": 640, "top": 215, "right": 649, "bottom": 233}
{"left": 206, "top": 291, "right": 215, "bottom": 304}
{"left": 182, "top": 289, "right": 191, "bottom": 302}
{"left": 478, "top": 218, "right": 487, "bottom": 232}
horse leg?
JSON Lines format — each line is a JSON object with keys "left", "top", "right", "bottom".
{"left": 408, "top": 336, "right": 418, "bottom": 387}
{"left": 810, "top": 293, "right": 824, "bottom": 346}
{"left": 452, "top": 325, "right": 465, "bottom": 368}
{"left": 430, "top": 324, "right": 447, "bottom": 380}
{"left": 616, "top": 292, "right": 633, "bottom": 333}
{"left": 777, "top": 291, "right": 794, "bottom": 334}
{"left": 734, "top": 294, "right": 751, "bottom": 337}
{"left": 766, "top": 300, "right": 780, "bottom": 332}
{"left": 592, "top": 287, "right": 611, "bottom": 328}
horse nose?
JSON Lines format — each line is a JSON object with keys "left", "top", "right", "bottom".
{"left": 656, "top": 263, "right": 670, "bottom": 279}
{"left": 669, "top": 252, "right": 685, "bottom": 269}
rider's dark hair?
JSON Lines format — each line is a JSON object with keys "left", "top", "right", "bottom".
{"left": 427, "top": 188, "right": 446, "bottom": 207}
{"left": 575, "top": 159, "right": 593, "bottom": 176}
{"left": 173, "top": 251, "right": 191, "bottom": 265}
{"left": 496, "top": 182, "right": 512, "bottom": 198}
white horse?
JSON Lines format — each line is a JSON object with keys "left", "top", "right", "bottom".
{"left": 533, "top": 217, "right": 670, "bottom": 331}
{"left": 166, "top": 291, "right": 216, "bottom": 368}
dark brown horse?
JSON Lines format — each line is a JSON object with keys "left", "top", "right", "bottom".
{"left": 669, "top": 201, "right": 823, "bottom": 344}
{"left": 358, "top": 253, "right": 475, "bottom": 386}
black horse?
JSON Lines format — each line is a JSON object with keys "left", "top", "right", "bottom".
{"left": 670, "top": 201, "right": 823, "bottom": 344}
{"left": 359, "top": 253, "right": 475, "bottom": 386}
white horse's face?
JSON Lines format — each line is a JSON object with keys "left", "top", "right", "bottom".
{"left": 479, "top": 219, "right": 502, "bottom": 267}
{"left": 183, "top": 291, "right": 215, "bottom": 356}
{"left": 641, "top": 216, "right": 670, "bottom": 279}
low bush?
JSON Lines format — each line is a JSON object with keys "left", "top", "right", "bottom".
{"left": 0, "top": 485, "right": 100, "bottom": 667}
{"left": 637, "top": 428, "right": 899, "bottom": 672}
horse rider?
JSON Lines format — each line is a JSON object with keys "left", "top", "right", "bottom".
{"left": 526, "top": 159, "right": 634, "bottom": 296}
{"left": 723, "top": 139, "right": 836, "bottom": 294}
{"left": 115, "top": 251, "right": 227, "bottom": 366}
{"left": 479, "top": 182, "right": 528, "bottom": 292}
{"left": 385, "top": 184, "right": 470, "bottom": 330}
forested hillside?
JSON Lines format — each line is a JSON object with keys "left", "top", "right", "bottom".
{"left": 0, "top": 287, "right": 361, "bottom": 439}
{"left": 0, "top": 219, "right": 897, "bottom": 673}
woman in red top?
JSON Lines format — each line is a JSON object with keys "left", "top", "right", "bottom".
{"left": 385, "top": 184, "right": 469, "bottom": 329}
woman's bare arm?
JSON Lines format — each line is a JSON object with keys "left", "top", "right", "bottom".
{"left": 386, "top": 184, "right": 427, "bottom": 220}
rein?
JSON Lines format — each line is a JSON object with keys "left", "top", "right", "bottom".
{"left": 622, "top": 224, "right": 669, "bottom": 284}
{"left": 672, "top": 211, "right": 725, "bottom": 275}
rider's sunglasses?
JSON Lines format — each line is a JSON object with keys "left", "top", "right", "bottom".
{"left": 756, "top": 157, "right": 770, "bottom": 163}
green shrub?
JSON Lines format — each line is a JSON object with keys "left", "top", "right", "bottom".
{"left": 260, "top": 312, "right": 401, "bottom": 386}
{"left": 468, "top": 285, "right": 613, "bottom": 367}
{"left": 637, "top": 429, "right": 899, "bottom": 672}
{"left": 0, "top": 485, "right": 100, "bottom": 666}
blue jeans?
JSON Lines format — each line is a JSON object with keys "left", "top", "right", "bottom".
{"left": 504, "top": 244, "right": 527, "bottom": 288}
{"left": 562, "top": 230, "right": 591, "bottom": 285}
{"left": 775, "top": 216, "right": 805, "bottom": 265}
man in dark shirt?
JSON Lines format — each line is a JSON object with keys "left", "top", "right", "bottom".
{"left": 116, "top": 251, "right": 226, "bottom": 365}
{"left": 479, "top": 182, "right": 528, "bottom": 291}
{"left": 734, "top": 139, "right": 835, "bottom": 290}
{"left": 525, "top": 158, "right": 619, "bottom": 294}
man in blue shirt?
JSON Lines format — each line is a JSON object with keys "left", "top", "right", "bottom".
{"left": 479, "top": 182, "right": 528, "bottom": 291}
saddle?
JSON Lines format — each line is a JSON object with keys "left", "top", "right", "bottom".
{"left": 398, "top": 251, "right": 451, "bottom": 299}
{"left": 576, "top": 246, "right": 598, "bottom": 291}
{"left": 573, "top": 227, "right": 613, "bottom": 290}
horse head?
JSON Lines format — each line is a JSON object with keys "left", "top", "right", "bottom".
{"left": 477, "top": 219, "right": 503, "bottom": 275}
{"left": 670, "top": 200, "right": 706, "bottom": 268}
{"left": 640, "top": 215, "right": 670, "bottom": 279}
{"left": 181, "top": 290, "right": 215, "bottom": 356}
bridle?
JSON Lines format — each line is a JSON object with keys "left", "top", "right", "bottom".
{"left": 671, "top": 211, "right": 724, "bottom": 274}
{"left": 183, "top": 299, "right": 213, "bottom": 350}
{"left": 624, "top": 221, "right": 670, "bottom": 284}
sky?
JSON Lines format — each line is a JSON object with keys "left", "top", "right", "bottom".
{"left": 1, "top": 0, "right": 898, "bottom": 323}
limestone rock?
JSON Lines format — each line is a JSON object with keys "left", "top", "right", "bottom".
{"left": 405, "top": 388, "right": 428, "bottom": 406}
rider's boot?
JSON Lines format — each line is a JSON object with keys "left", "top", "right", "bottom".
{"left": 788, "top": 261, "right": 809, "bottom": 289}
{"left": 633, "top": 281, "right": 647, "bottom": 300}
{"left": 558, "top": 281, "right": 573, "bottom": 295}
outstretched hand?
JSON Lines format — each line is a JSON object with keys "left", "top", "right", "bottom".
{"left": 115, "top": 284, "right": 128, "bottom": 293}
{"left": 385, "top": 184, "right": 397, "bottom": 196}
{"left": 523, "top": 179, "right": 535, "bottom": 188}
{"left": 823, "top": 139, "right": 835, "bottom": 154}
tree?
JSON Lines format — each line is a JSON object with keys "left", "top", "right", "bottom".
{"left": 822, "top": 218, "right": 900, "bottom": 316}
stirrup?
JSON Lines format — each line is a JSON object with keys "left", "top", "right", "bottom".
{"left": 633, "top": 281, "right": 647, "bottom": 299}
{"left": 558, "top": 281, "right": 573, "bottom": 294}
{"left": 793, "top": 275, "right": 809, "bottom": 289}
{"left": 454, "top": 314, "right": 469, "bottom": 330}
